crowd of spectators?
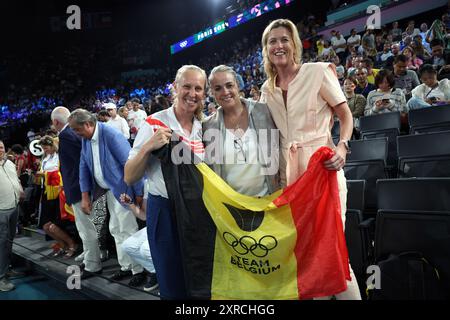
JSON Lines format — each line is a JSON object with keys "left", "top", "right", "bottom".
{"left": 2, "top": 4, "right": 450, "bottom": 147}
{"left": 2, "top": 1, "right": 450, "bottom": 296}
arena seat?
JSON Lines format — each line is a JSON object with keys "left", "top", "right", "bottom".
{"left": 345, "top": 179, "right": 373, "bottom": 299}
{"left": 359, "top": 111, "right": 401, "bottom": 171}
{"left": 409, "top": 104, "right": 450, "bottom": 134}
{"left": 397, "top": 131, "right": 450, "bottom": 178}
{"left": 344, "top": 137, "right": 389, "bottom": 209}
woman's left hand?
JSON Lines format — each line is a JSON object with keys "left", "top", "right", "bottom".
{"left": 323, "top": 145, "right": 347, "bottom": 171}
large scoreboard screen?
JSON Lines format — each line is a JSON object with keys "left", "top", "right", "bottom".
{"left": 170, "top": 0, "right": 294, "bottom": 55}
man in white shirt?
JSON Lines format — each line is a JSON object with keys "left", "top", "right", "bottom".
{"left": 127, "top": 98, "right": 147, "bottom": 142}
{"left": 379, "top": 43, "right": 394, "bottom": 64}
{"left": 105, "top": 103, "right": 130, "bottom": 139}
{"left": 332, "top": 30, "right": 348, "bottom": 64}
{"left": 0, "top": 140, "right": 24, "bottom": 292}
{"left": 347, "top": 28, "right": 361, "bottom": 52}
{"left": 329, "top": 30, "right": 337, "bottom": 45}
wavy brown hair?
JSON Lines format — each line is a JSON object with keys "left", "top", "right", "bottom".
{"left": 39, "top": 135, "right": 58, "bottom": 153}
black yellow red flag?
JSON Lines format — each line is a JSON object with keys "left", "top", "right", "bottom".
{"left": 158, "top": 139, "right": 350, "bottom": 300}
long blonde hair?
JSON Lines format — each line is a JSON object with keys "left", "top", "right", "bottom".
{"left": 261, "top": 19, "right": 302, "bottom": 92}
{"left": 171, "top": 65, "right": 207, "bottom": 120}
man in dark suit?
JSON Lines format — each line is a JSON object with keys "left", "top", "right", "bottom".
{"left": 51, "top": 107, "right": 102, "bottom": 276}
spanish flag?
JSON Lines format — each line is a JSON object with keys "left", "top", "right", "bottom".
{"left": 44, "top": 170, "right": 62, "bottom": 201}
{"left": 159, "top": 142, "right": 350, "bottom": 300}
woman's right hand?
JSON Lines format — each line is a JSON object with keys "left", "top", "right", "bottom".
{"left": 143, "top": 127, "right": 172, "bottom": 153}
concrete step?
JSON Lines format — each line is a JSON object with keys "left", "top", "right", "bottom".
{"left": 12, "top": 235, "right": 160, "bottom": 300}
{"left": 21, "top": 226, "right": 46, "bottom": 240}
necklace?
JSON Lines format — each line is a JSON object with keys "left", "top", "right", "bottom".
{"left": 225, "top": 104, "right": 247, "bottom": 138}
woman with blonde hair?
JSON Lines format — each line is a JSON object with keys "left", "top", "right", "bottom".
{"left": 118, "top": 106, "right": 129, "bottom": 120}
{"left": 259, "top": 18, "right": 360, "bottom": 300}
{"left": 125, "top": 65, "right": 207, "bottom": 299}
{"left": 37, "top": 136, "right": 79, "bottom": 258}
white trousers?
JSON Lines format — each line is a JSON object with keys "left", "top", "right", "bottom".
{"left": 106, "top": 191, "right": 143, "bottom": 274}
{"left": 315, "top": 170, "right": 362, "bottom": 300}
{"left": 121, "top": 227, "right": 155, "bottom": 273}
{"left": 72, "top": 202, "right": 101, "bottom": 272}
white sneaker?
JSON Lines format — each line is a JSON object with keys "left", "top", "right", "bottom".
{"left": 74, "top": 252, "right": 85, "bottom": 262}
{"left": 0, "top": 277, "right": 15, "bottom": 292}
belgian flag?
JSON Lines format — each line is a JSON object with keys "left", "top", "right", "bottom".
{"left": 158, "top": 138, "right": 350, "bottom": 300}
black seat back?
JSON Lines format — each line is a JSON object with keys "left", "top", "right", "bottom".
{"left": 331, "top": 119, "right": 340, "bottom": 137}
{"left": 409, "top": 105, "right": 450, "bottom": 134}
{"left": 347, "top": 137, "right": 388, "bottom": 163}
{"left": 377, "top": 178, "right": 450, "bottom": 211}
{"left": 397, "top": 132, "right": 450, "bottom": 177}
{"left": 397, "top": 131, "right": 450, "bottom": 158}
{"left": 359, "top": 112, "right": 401, "bottom": 132}
{"left": 347, "top": 180, "right": 365, "bottom": 211}
{"left": 374, "top": 210, "right": 450, "bottom": 297}
{"left": 345, "top": 210, "right": 368, "bottom": 281}
{"left": 359, "top": 112, "right": 401, "bottom": 168}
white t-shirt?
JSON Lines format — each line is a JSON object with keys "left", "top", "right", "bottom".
{"left": 129, "top": 107, "right": 204, "bottom": 198}
{"left": 427, "top": 88, "right": 446, "bottom": 101}
{"left": 222, "top": 129, "right": 268, "bottom": 197}
{"left": 412, "top": 80, "right": 450, "bottom": 102}
{"left": 380, "top": 51, "right": 394, "bottom": 62}
{"left": 0, "top": 159, "right": 23, "bottom": 210}
{"left": 41, "top": 153, "right": 59, "bottom": 172}
{"left": 321, "top": 47, "right": 333, "bottom": 58}
{"left": 128, "top": 109, "right": 148, "bottom": 130}
{"left": 347, "top": 34, "right": 361, "bottom": 47}
{"left": 332, "top": 36, "right": 347, "bottom": 54}
{"left": 107, "top": 116, "right": 130, "bottom": 139}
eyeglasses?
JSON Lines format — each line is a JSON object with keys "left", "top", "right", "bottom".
{"left": 233, "top": 137, "right": 247, "bottom": 162}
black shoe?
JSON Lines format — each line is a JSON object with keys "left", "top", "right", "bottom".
{"left": 128, "top": 272, "right": 146, "bottom": 287}
{"left": 143, "top": 273, "right": 159, "bottom": 292}
{"left": 80, "top": 268, "right": 102, "bottom": 280}
{"left": 110, "top": 270, "right": 132, "bottom": 281}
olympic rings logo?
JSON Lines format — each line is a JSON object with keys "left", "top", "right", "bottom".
{"left": 222, "top": 232, "right": 278, "bottom": 258}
